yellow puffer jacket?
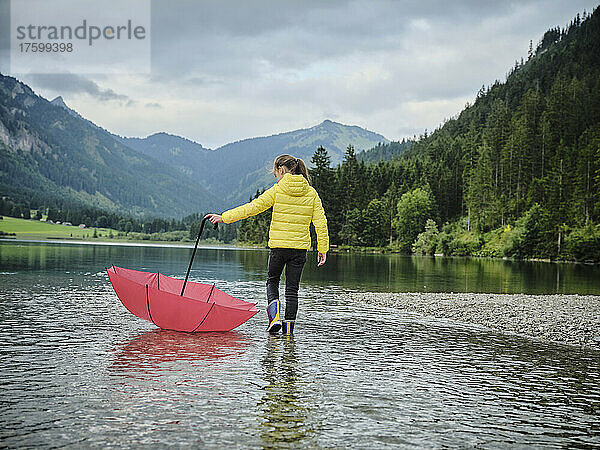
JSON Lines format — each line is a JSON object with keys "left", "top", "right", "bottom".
{"left": 222, "top": 173, "right": 329, "bottom": 253}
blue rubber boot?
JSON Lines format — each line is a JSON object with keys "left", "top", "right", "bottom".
{"left": 282, "top": 320, "right": 294, "bottom": 335}
{"left": 266, "top": 299, "right": 281, "bottom": 333}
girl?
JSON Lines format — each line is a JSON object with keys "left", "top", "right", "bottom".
{"left": 205, "top": 154, "right": 329, "bottom": 334}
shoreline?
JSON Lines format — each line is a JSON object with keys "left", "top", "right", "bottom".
{"left": 1, "top": 214, "right": 597, "bottom": 265}
{"left": 0, "top": 237, "right": 264, "bottom": 251}
{"left": 353, "top": 292, "right": 600, "bottom": 350}
{"left": 2, "top": 235, "right": 598, "bottom": 266}
{"left": 335, "top": 246, "right": 599, "bottom": 266}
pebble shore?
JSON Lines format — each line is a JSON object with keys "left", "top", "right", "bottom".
{"left": 353, "top": 292, "right": 600, "bottom": 350}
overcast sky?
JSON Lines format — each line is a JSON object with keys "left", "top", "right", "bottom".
{"left": 19, "top": 0, "right": 599, "bottom": 149}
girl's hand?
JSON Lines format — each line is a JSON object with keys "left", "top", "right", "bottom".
{"left": 317, "top": 252, "right": 326, "bottom": 267}
{"left": 205, "top": 213, "right": 224, "bottom": 224}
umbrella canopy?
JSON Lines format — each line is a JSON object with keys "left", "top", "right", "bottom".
{"left": 107, "top": 266, "right": 258, "bottom": 332}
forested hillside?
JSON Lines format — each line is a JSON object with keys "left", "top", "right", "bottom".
{"left": 239, "top": 8, "right": 600, "bottom": 262}
{"left": 356, "top": 139, "right": 413, "bottom": 164}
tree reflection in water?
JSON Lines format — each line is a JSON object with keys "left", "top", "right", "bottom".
{"left": 259, "top": 335, "right": 314, "bottom": 447}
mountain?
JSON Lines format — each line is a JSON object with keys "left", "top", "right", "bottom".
{"left": 119, "top": 132, "right": 214, "bottom": 185}
{"left": 117, "top": 119, "right": 387, "bottom": 208}
{"left": 300, "top": 6, "right": 600, "bottom": 260}
{"left": 207, "top": 119, "right": 388, "bottom": 206}
{"left": 0, "top": 74, "right": 217, "bottom": 218}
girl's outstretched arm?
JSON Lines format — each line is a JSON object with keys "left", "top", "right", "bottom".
{"left": 220, "top": 185, "right": 277, "bottom": 224}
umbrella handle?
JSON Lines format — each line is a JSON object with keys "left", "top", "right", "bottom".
{"left": 181, "top": 217, "right": 218, "bottom": 296}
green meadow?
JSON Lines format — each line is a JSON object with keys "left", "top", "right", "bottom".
{"left": 0, "top": 216, "right": 116, "bottom": 240}
{"left": 0, "top": 216, "right": 197, "bottom": 246}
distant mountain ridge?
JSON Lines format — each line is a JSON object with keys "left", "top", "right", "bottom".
{"left": 206, "top": 119, "right": 388, "bottom": 205}
{"left": 119, "top": 132, "right": 213, "bottom": 184}
{"left": 113, "top": 118, "right": 388, "bottom": 207}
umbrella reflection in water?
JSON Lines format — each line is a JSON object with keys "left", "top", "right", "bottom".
{"left": 110, "top": 329, "right": 251, "bottom": 378}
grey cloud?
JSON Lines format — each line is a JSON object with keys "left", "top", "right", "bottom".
{"left": 201, "top": 3, "right": 594, "bottom": 101}
{"left": 145, "top": 102, "right": 162, "bottom": 108}
{"left": 146, "top": 0, "right": 597, "bottom": 109}
{"left": 24, "top": 73, "right": 132, "bottom": 103}
{"left": 148, "top": 0, "right": 527, "bottom": 76}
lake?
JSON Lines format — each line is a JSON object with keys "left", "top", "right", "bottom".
{"left": 1, "top": 240, "right": 599, "bottom": 447}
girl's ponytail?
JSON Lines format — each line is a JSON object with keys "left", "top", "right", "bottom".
{"left": 294, "top": 158, "right": 311, "bottom": 185}
{"left": 273, "top": 154, "right": 312, "bottom": 185}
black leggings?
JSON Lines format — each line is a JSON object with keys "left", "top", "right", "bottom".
{"left": 266, "top": 248, "right": 307, "bottom": 321}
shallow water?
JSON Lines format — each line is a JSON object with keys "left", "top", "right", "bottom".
{"left": 1, "top": 241, "right": 599, "bottom": 447}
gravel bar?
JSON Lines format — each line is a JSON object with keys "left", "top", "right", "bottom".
{"left": 353, "top": 292, "right": 600, "bottom": 350}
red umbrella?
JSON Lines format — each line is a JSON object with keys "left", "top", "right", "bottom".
{"left": 107, "top": 218, "right": 258, "bottom": 332}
